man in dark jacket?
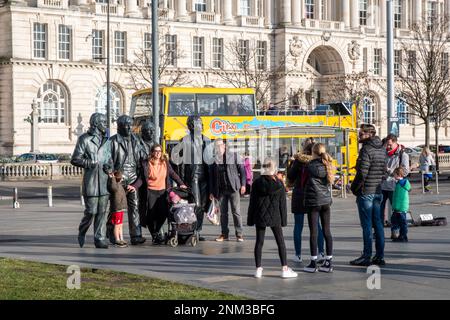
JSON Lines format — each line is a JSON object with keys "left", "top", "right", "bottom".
{"left": 350, "top": 124, "right": 386, "bottom": 266}
{"left": 109, "top": 115, "right": 146, "bottom": 245}
{"left": 71, "top": 113, "right": 112, "bottom": 249}
{"left": 210, "top": 139, "right": 246, "bottom": 242}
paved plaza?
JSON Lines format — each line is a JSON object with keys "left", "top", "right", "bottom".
{"left": 0, "top": 179, "right": 449, "bottom": 300}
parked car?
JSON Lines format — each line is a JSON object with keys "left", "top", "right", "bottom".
{"left": 15, "top": 153, "right": 59, "bottom": 164}
{"left": 404, "top": 147, "right": 422, "bottom": 171}
{"left": 416, "top": 144, "right": 450, "bottom": 154}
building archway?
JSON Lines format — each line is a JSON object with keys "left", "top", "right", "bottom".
{"left": 303, "top": 45, "right": 346, "bottom": 76}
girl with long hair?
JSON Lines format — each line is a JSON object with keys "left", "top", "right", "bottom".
{"left": 419, "top": 147, "right": 435, "bottom": 192}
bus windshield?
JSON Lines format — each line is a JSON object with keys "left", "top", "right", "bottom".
{"left": 168, "top": 93, "right": 255, "bottom": 116}
{"left": 129, "top": 93, "right": 163, "bottom": 118}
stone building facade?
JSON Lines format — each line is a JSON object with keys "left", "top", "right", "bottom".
{"left": 1, "top": 0, "right": 450, "bottom": 155}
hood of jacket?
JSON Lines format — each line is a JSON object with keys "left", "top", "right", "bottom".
{"left": 364, "top": 136, "right": 384, "bottom": 149}
{"left": 294, "top": 153, "right": 312, "bottom": 164}
{"left": 255, "top": 176, "right": 284, "bottom": 196}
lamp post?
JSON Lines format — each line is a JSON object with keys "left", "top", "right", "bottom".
{"left": 386, "top": 0, "right": 395, "bottom": 136}
{"left": 152, "top": 0, "right": 160, "bottom": 143}
{"left": 106, "top": 0, "right": 111, "bottom": 136}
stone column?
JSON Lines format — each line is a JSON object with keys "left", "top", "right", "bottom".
{"left": 316, "top": 0, "right": 322, "bottom": 20}
{"left": 342, "top": 0, "right": 350, "bottom": 27}
{"left": 327, "top": 0, "right": 333, "bottom": 20}
{"left": 380, "top": 0, "right": 386, "bottom": 33}
{"left": 350, "top": 0, "right": 359, "bottom": 29}
{"left": 447, "top": 0, "right": 450, "bottom": 31}
{"left": 264, "top": 0, "right": 273, "bottom": 26}
{"left": 404, "top": 0, "right": 409, "bottom": 29}
{"left": 280, "top": 0, "right": 292, "bottom": 25}
{"left": 30, "top": 100, "right": 40, "bottom": 153}
{"left": 125, "top": 0, "right": 139, "bottom": 16}
{"left": 292, "top": 0, "right": 302, "bottom": 25}
{"left": 76, "top": 0, "right": 88, "bottom": 5}
{"left": 223, "top": 0, "right": 233, "bottom": 24}
{"left": 414, "top": 0, "right": 422, "bottom": 26}
{"left": 177, "top": 0, "right": 188, "bottom": 21}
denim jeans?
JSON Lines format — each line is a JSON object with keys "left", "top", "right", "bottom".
{"left": 293, "top": 213, "right": 324, "bottom": 257}
{"left": 392, "top": 211, "right": 408, "bottom": 239}
{"left": 219, "top": 191, "right": 243, "bottom": 237}
{"left": 356, "top": 194, "right": 385, "bottom": 259}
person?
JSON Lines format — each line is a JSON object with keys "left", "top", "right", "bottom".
{"left": 278, "top": 146, "right": 290, "bottom": 169}
{"left": 229, "top": 101, "right": 239, "bottom": 115}
{"left": 173, "top": 115, "right": 212, "bottom": 241}
{"left": 247, "top": 158, "right": 298, "bottom": 279}
{"left": 210, "top": 139, "right": 246, "bottom": 242}
{"left": 391, "top": 167, "right": 411, "bottom": 242}
{"left": 265, "top": 103, "right": 278, "bottom": 115}
{"left": 419, "top": 147, "right": 435, "bottom": 192}
{"left": 350, "top": 124, "right": 386, "bottom": 266}
{"left": 107, "top": 170, "right": 128, "bottom": 248}
{"left": 137, "top": 144, "right": 187, "bottom": 244}
{"left": 109, "top": 115, "right": 146, "bottom": 245}
{"left": 303, "top": 143, "right": 334, "bottom": 273}
{"left": 243, "top": 152, "right": 253, "bottom": 197}
{"left": 380, "top": 134, "right": 409, "bottom": 239}
{"left": 287, "top": 139, "right": 326, "bottom": 264}
{"left": 71, "top": 113, "right": 112, "bottom": 249}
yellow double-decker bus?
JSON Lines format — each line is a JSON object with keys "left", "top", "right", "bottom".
{"left": 129, "top": 87, "right": 358, "bottom": 180}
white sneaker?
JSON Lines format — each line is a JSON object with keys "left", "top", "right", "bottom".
{"left": 292, "top": 255, "right": 303, "bottom": 263}
{"left": 254, "top": 267, "right": 263, "bottom": 278}
{"left": 281, "top": 267, "right": 298, "bottom": 278}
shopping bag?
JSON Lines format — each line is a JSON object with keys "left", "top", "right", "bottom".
{"left": 206, "top": 199, "right": 220, "bottom": 225}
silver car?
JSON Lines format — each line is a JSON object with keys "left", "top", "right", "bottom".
{"left": 15, "top": 153, "right": 59, "bottom": 164}
{"left": 403, "top": 147, "right": 422, "bottom": 171}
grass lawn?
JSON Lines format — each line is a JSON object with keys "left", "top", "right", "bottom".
{"left": 0, "top": 258, "right": 246, "bottom": 300}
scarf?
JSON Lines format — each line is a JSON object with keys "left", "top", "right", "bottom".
{"left": 387, "top": 144, "right": 399, "bottom": 157}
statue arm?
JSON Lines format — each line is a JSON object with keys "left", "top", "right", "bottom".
{"left": 71, "top": 138, "right": 93, "bottom": 169}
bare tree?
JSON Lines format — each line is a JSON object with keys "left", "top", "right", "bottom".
{"left": 209, "top": 39, "right": 290, "bottom": 108}
{"left": 395, "top": 17, "right": 450, "bottom": 149}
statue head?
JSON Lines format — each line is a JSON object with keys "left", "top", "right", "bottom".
{"left": 89, "top": 113, "right": 107, "bottom": 135}
{"left": 141, "top": 120, "right": 155, "bottom": 142}
{"left": 186, "top": 115, "right": 203, "bottom": 134}
{"left": 117, "top": 115, "right": 132, "bottom": 137}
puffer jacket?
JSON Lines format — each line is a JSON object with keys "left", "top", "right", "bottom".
{"left": 351, "top": 136, "right": 386, "bottom": 196}
{"left": 287, "top": 153, "right": 312, "bottom": 213}
{"left": 247, "top": 175, "right": 287, "bottom": 228}
{"left": 304, "top": 158, "right": 332, "bottom": 208}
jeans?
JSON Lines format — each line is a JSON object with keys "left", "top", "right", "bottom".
{"left": 392, "top": 211, "right": 408, "bottom": 239}
{"left": 356, "top": 194, "right": 385, "bottom": 259}
{"left": 220, "top": 191, "right": 243, "bottom": 236}
{"left": 293, "top": 213, "right": 324, "bottom": 257}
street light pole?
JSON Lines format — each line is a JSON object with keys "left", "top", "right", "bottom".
{"left": 386, "top": 0, "right": 395, "bottom": 136}
{"left": 106, "top": 0, "right": 111, "bottom": 136}
{"left": 152, "top": 0, "right": 160, "bottom": 143}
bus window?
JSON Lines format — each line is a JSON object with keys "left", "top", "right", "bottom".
{"left": 168, "top": 94, "right": 195, "bottom": 116}
{"left": 197, "top": 94, "right": 226, "bottom": 116}
{"left": 226, "top": 95, "right": 255, "bottom": 116}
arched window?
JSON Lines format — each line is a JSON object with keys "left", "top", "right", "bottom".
{"left": 95, "top": 85, "right": 122, "bottom": 120}
{"left": 362, "top": 95, "right": 376, "bottom": 124}
{"left": 36, "top": 81, "right": 68, "bottom": 124}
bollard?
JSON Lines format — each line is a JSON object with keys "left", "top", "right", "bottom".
{"left": 436, "top": 170, "right": 440, "bottom": 194}
{"left": 80, "top": 185, "right": 84, "bottom": 206}
{"left": 421, "top": 172, "right": 425, "bottom": 194}
{"left": 13, "top": 187, "right": 20, "bottom": 209}
{"left": 48, "top": 185, "right": 53, "bottom": 207}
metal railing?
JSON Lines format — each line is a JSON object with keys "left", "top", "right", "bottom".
{"left": 0, "top": 163, "right": 83, "bottom": 181}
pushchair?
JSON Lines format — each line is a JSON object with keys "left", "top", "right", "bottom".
{"left": 165, "top": 187, "right": 199, "bottom": 247}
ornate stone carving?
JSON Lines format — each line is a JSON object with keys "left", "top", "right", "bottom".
{"left": 321, "top": 31, "right": 331, "bottom": 42}
{"left": 348, "top": 40, "right": 361, "bottom": 61}
{"left": 289, "top": 36, "right": 303, "bottom": 67}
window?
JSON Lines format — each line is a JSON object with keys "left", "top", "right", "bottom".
{"left": 240, "top": 0, "right": 250, "bottom": 16}
{"left": 238, "top": 39, "right": 249, "bottom": 69}
{"left": 92, "top": 30, "right": 104, "bottom": 62}
{"left": 256, "top": 40, "right": 267, "bottom": 71}
{"left": 95, "top": 85, "right": 122, "bottom": 120}
{"left": 33, "top": 23, "right": 47, "bottom": 59}
{"left": 363, "top": 47, "right": 368, "bottom": 72}
{"left": 407, "top": 50, "right": 416, "bottom": 78}
{"left": 359, "top": 0, "right": 368, "bottom": 26}
{"left": 114, "top": 31, "right": 126, "bottom": 64}
{"left": 394, "top": 49, "right": 402, "bottom": 76}
{"left": 168, "top": 94, "right": 195, "bottom": 116}
{"left": 373, "top": 48, "right": 382, "bottom": 76}
{"left": 394, "top": 0, "right": 402, "bottom": 28}
{"left": 165, "top": 34, "right": 177, "bottom": 66}
{"left": 58, "top": 25, "right": 71, "bottom": 60}
{"left": 306, "top": 0, "right": 314, "bottom": 19}
{"left": 362, "top": 96, "right": 376, "bottom": 125}
{"left": 36, "top": 81, "right": 68, "bottom": 124}
{"left": 441, "top": 52, "right": 449, "bottom": 80}
{"left": 397, "top": 98, "right": 410, "bottom": 125}
{"left": 427, "top": 1, "right": 438, "bottom": 30}
{"left": 193, "top": 36, "right": 204, "bottom": 68}
{"left": 212, "top": 38, "right": 223, "bottom": 69}
{"left": 194, "top": 0, "right": 206, "bottom": 11}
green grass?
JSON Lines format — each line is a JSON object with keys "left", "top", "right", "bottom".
{"left": 0, "top": 258, "right": 246, "bottom": 300}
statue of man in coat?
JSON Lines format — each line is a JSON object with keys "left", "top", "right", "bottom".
{"left": 71, "top": 113, "right": 112, "bottom": 249}
{"left": 109, "top": 115, "right": 146, "bottom": 245}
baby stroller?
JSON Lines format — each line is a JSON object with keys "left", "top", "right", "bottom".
{"left": 165, "top": 187, "right": 199, "bottom": 247}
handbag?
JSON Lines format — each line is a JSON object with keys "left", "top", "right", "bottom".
{"left": 206, "top": 198, "right": 220, "bottom": 225}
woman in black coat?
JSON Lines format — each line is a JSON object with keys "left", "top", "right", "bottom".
{"left": 287, "top": 141, "right": 325, "bottom": 263}
{"left": 303, "top": 143, "right": 334, "bottom": 273}
{"left": 247, "top": 158, "right": 297, "bottom": 279}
